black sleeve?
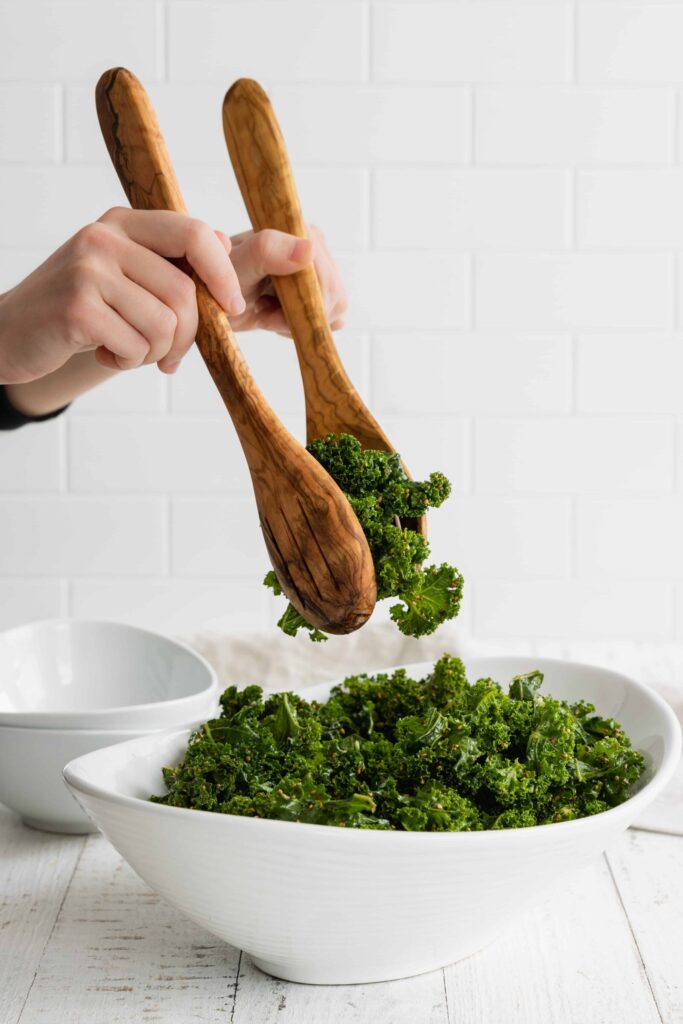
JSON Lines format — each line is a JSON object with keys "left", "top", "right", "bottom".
{"left": 0, "top": 385, "right": 70, "bottom": 430}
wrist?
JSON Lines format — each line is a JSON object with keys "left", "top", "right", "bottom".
{"left": 4, "top": 351, "right": 118, "bottom": 417}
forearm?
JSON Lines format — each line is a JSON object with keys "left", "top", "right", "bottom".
{"left": 4, "top": 351, "right": 118, "bottom": 416}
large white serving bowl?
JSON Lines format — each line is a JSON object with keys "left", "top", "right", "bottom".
{"left": 0, "top": 620, "right": 219, "bottom": 730}
{"left": 64, "top": 656, "right": 681, "bottom": 984}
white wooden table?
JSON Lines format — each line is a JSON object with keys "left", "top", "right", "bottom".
{"left": 1, "top": 804, "right": 681, "bottom": 1024}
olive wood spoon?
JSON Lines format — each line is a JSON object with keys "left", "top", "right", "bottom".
{"left": 222, "top": 78, "right": 426, "bottom": 538}
{"left": 95, "top": 67, "right": 376, "bottom": 635}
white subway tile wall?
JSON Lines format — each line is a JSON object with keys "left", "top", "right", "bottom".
{"left": 0, "top": 0, "right": 680, "bottom": 644}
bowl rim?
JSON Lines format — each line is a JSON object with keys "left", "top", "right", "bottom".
{"left": 0, "top": 723, "right": 186, "bottom": 737}
{"left": 63, "top": 654, "right": 683, "bottom": 842}
{"left": 0, "top": 618, "right": 219, "bottom": 726}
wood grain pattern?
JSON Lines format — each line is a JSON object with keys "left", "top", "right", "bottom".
{"left": 0, "top": 806, "right": 85, "bottom": 1024}
{"left": 607, "top": 830, "right": 683, "bottom": 1022}
{"left": 222, "top": 78, "right": 426, "bottom": 538}
{"left": 95, "top": 68, "right": 376, "bottom": 634}
{"left": 233, "top": 954, "right": 450, "bottom": 1024}
{"left": 443, "top": 853, "right": 663, "bottom": 1024}
{"left": 16, "top": 837, "right": 240, "bottom": 1024}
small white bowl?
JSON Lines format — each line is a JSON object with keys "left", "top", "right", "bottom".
{"left": 0, "top": 619, "right": 219, "bottom": 833}
{"left": 0, "top": 722, "right": 168, "bottom": 834}
{"left": 0, "top": 620, "right": 219, "bottom": 730}
{"left": 64, "top": 656, "right": 682, "bottom": 984}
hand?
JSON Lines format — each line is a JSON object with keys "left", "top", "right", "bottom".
{"left": 0, "top": 207, "right": 245, "bottom": 384}
{"left": 226, "top": 226, "right": 347, "bottom": 336}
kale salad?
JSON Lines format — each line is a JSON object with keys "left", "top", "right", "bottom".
{"left": 264, "top": 433, "right": 464, "bottom": 642}
{"left": 153, "top": 656, "right": 645, "bottom": 832}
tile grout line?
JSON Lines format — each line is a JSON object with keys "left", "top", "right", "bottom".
{"left": 468, "top": 85, "right": 475, "bottom": 166}
{"left": 673, "top": 86, "right": 680, "bottom": 167}
{"left": 161, "top": 495, "right": 171, "bottom": 576}
{"left": 58, "top": 84, "right": 66, "bottom": 164}
{"left": 468, "top": 415, "right": 476, "bottom": 496}
{"left": 367, "top": 166, "right": 375, "bottom": 250}
{"left": 567, "top": 0, "right": 579, "bottom": 593}
{"left": 669, "top": 582, "right": 677, "bottom": 641}
{"left": 571, "top": 0, "right": 579, "bottom": 86}
{"left": 671, "top": 412, "right": 678, "bottom": 495}
{"left": 160, "top": 0, "right": 169, "bottom": 83}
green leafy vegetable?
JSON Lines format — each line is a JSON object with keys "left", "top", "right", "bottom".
{"left": 264, "top": 433, "right": 464, "bottom": 642}
{"left": 153, "top": 655, "right": 645, "bottom": 832}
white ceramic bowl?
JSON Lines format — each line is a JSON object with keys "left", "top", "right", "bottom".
{"left": 0, "top": 620, "right": 219, "bottom": 729}
{"left": 64, "top": 656, "right": 681, "bottom": 984}
{"left": 0, "top": 722, "right": 170, "bottom": 834}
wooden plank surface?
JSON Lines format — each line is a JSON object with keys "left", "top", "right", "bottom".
{"left": 16, "top": 836, "right": 240, "bottom": 1024}
{"left": 233, "top": 955, "right": 450, "bottom": 1024}
{"left": 0, "top": 806, "right": 85, "bottom": 1024}
{"left": 1, "top": 803, "right": 682, "bottom": 1024}
{"left": 443, "top": 850, "right": 662, "bottom": 1024}
{"left": 607, "top": 830, "right": 683, "bottom": 1024}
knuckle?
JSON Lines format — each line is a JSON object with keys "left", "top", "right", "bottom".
{"left": 216, "top": 229, "right": 232, "bottom": 252}
{"left": 252, "top": 229, "right": 281, "bottom": 270}
{"left": 68, "top": 257, "right": 97, "bottom": 292}
{"left": 186, "top": 217, "right": 212, "bottom": 249}
{"left": 152, "top": 303, "right": 178, "bottom": 341}
{"left": 255, "top": 228, "right": 276, "bottom": 254}
{"left": 62, "top": 289, "right": 96, "bottom": 343}
{"left": 175, "top": 272, "right": 197, "bottom": 308}
{"left": 98, "top": 206, "right": 126, "bottom": 226}
{"left": 70, "top": 222, "right": 112, "bottom": 259}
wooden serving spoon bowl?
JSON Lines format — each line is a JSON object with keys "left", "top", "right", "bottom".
{"left": 95, "top": 67, "right": 376, "bottom": 635}
{"left": 222, "top": 78, "right": 426, "bottom": 539}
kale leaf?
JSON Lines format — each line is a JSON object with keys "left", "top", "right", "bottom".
{"left": 153, "top": 656, "right": 645, "bottom": 832}
{"left": 264, "top": 433, "right": 464, "bottom": 642}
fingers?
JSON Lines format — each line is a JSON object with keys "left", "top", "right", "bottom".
{"left": 86, "top": 213, "right": 347, "bottom": 363}
{"left": 86, "top": 300, "right": 151, "bottom": 371}
{"left": 98, "top": 207, "right": 245, "bottom": 317}
{"left": 230, "top": 228, "right": 313, "bottom": 295}
{"left": 231, "top": 226, "right": 347, "bottom": 334}
{"left": 253, "top": 293, "right": 344, "bottom": 337}
{"left": 99, "top": 272, "right": 181, "bottom": 371}
{"left": 253, "top": 294, "right": 290, "bottom": 335}
{"left": 117, "top": 240, "right": 198, "bottom": 372}
{"left": 308, "top": 225, "right": 347, "bottom": 327}
{"left": 215, "top": 229, "right": 233, "bottom": 257}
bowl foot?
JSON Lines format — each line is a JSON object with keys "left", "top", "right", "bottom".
{"left": 22, "top": 816, "right": 98, "bottom": 835}
{"left": 250, "top": 955, "right": 451, "bottom": 986}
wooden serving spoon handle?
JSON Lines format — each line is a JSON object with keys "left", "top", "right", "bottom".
{"left": 222, "top": 78, "right": 394, "bottom": 453}
{"left": 95, "top": 67, "right": 376, "bottom": 635}
{"left": 222, "top": 78, "right": 426, "bottom": 538}
{"left": 96, "top": 68, "right": 274, "bottom": 451}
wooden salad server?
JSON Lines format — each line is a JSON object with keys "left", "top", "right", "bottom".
{"left": 222, "top": 78, "right": 426, "bottom": 538}
{"left": 95, "top": 68, "right": 376, "bottom": 635}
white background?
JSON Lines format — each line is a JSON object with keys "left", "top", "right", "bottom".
{"left": 0, "top": 0, "right": 680, "bottom": 643}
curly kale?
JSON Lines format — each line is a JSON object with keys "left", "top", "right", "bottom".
{"left": 264, "top": 433, "right": 464, "bottom": 642}
{"left": 153, "top": 655, "right": 645, "bottom": 832}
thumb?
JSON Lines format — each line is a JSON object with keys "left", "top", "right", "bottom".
{"left": 246, "top": 230, "right": 313, "bottom": 281}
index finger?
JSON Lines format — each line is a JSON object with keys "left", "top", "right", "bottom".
{"left": 99, "top": 208, "right": 245, "bottom": 317}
